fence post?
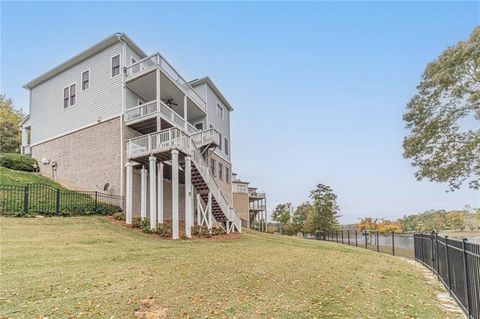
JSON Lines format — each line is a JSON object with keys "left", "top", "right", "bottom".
{"left": 435, "top": 233, "right": 439, "bottom": 279}
{"left": 94, "top": 191, "right": 98, "bottom": 211}
{"left": 23, "top": 185, "right": 29, "bottom": 214}
{"left": 341, "top": 230, "right": 344, "bottom": 244}
{"left": 392, "top": 232, "right": 395, "bottom": 256}
{"left": 336, "top": 231, "right": 338, "bottom": 243}
{"left": 355, "top": 230, "right": 358, "bottom": 247}
{"left": 462, "top": 238, "right": 471, "bottom": 318}
{"left": 420, "top": 233, "right": 424, "bottom": 264}
{"left": 376, "top": 231, "right": 379, "bottom": 252}
{"left": 347, "top": 230, "right": 350, "bottom": 245}
{"left": 444, "top": 236, "right": 452, "bottom": 296}
{"left": 364, "top": 231, "right": 368, "bottom": 249}
{"left": 55, "top": 189, "right": 60, "bottom": 214}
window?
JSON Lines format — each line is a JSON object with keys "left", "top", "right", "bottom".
{"left": 218, "top": 163, "right": 223, "bottom": 180}
{"left": 210, "top": 159, "right": 216, "bottom": 177}
{"left": 81, "top": 70, "right": 89, "bottom": 91}
{"left": 218, "top": 132, "right": 222, "bottom": 150}
{"left": 226, "top": 167, "right": 230, "bottom": 183}
{"left": 63, "top": 84, "right": 76, "bottom": 108}
{"left": 216, "top": 103, "right": 224, "bottom": 119}
{"left": 138, "top": 99, "right": 145, "bottom": 105}
{"left": 63, "top": 87, "right": 69, "bottom": 108}
{"left": 69, "top": 84, "right": 76, "bottom": 106}
{"left": 194, "top": 122, "right": 204, "bottom": 131}
{"left": 237, "top": 184, "right": 247, "bottom": 193}
{"left": 224, "top": 137, "right": 229, "bottom": 155}
{"left": 111, "top": 54, "right": 120, "bottom": 77}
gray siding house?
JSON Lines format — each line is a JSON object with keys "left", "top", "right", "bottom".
{"left": 21, "top": 33, "right": 241, "bottom": 238}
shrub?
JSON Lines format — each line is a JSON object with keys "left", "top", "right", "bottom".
{"left": 211, "top": 226, "right": 226, "bottom": 236}
{"left": 139, "top": 218, "right": 152, "bottom": 233}
{"left": 155, "top": 223, "right": 172, "bottom": 237}
{"left": 131, "top": 217, "right": 142, "bottom": 228}
{"left": 113, "top": 212, "right": 125, "bottom": 221}
{"left": 0, "top": 153, "right": 36, "bottom": 172}
{"left": 192, "top": 225, "right": 210, "bottom": 238}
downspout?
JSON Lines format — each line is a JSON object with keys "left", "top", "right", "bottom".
{"left": 117, "top": 33, "right": 126, "bottom": 198}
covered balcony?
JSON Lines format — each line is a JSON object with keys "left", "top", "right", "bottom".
{"left": 123, "top": 53, "right": 207, "bottom": 136}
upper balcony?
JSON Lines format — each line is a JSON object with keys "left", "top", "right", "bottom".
{"left": 124, "top": 53, "right": 206, "bottom": 113}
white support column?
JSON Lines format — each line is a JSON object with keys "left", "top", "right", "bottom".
{"left": 157, "top": 162, "right": 164, "bottom": 224}
{"left": 207, "top": 191, "right": 213, "bottom": 231}
{"left": 184, "top": 156, "right": 192, "bottom": 238}
{"left": 125, "top": 162, "right": 134, "bottom": 224}
{"left": 156, "top": 68, "right": 161, "bottom": 132}
{"left": 149, "top": 156, "right": 157, "bottom": 230}
{"left": 140, "top": 166, "right": 147, "bottom": 220}
{"left": 183, "top": 95, "right": 188, "bottom": 130}
{"left": 171, "top": 150, "right": 179, "bottom": 239}
{"left": 196, "top": 193, "right": 201, "bottom": 226}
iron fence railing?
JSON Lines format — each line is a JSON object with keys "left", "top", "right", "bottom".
{"left": 414, "top": 233, "right": 480, "bottom": 319}
{"left": 314, "top": 230, "right": 414, "bottom": 258}
{"left": 0, "top": 183, "right": 124, "bottom": 216}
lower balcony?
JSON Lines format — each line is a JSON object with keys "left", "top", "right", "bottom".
{"left": 125, "top": 100, "right": 198, "bottom": 135}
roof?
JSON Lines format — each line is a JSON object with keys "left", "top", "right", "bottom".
{"left": 189, "top": 76, "right": 234, "bottom": 111}
{"left": 23, "top": 33, "right": 147, "bottom": 89}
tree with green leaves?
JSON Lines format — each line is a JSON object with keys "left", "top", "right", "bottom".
{"left": 304, "top": 184, "right": 340, "bottom": 235}
{"left": 403, "top": 27, "right": 480, "bottom": 191}
{"left": 292, "top": 202, "right": 313, "bottom": 234}
{"left": 0, "top": 95, "right": 24, "bottom": 153}
{"left": 271, "top": 203, "right": 291, "bottom": 226}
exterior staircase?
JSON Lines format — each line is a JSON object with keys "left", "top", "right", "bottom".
{"left": 127, "top": 127, "right": 241, "bottom": 231}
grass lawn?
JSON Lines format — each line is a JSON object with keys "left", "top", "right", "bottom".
{"left": 1, "top": 217, "right": 452, "bottom": 318}
{"left": 0, "top": 167, "right": 65, "bottom": 188}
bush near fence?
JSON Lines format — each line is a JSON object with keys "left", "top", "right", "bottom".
{"left": 415, "top": 233, "right": 480, "bottom": 319}
{"left": 0, "top": 183, "right": 124, "bottom": 217}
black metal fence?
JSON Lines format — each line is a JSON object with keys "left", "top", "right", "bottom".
{"left": 0, "top": 183, "right": 124, "bottom": 216}
{"left": 314, "top": 230, "right": 414, "bottom": 258}
{"left": 414, "top": 233, "right": 480, "bottom": 319}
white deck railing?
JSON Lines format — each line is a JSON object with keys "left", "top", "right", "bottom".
{"left": 191, "top": 129, "right": 221, "bottom": 148}
{"left": 125, "top": 53, "right": 206, "bottom": 113}
{"left": 125, "top": 100, "right": 158, "bottom": 122}
{"left": 126, "top": 127, "right": 240, "bottom": 228}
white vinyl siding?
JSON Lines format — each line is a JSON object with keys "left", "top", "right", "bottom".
{"left": 29, "top": 43, "right": 124, "bottom": 145}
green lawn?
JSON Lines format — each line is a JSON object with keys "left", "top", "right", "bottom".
{"left": 1, "top": 217, "right": 452, "bottom": 318}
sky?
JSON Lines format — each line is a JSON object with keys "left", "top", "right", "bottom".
{"left": 1, "top": 1, "right": 479, "bottom": 224}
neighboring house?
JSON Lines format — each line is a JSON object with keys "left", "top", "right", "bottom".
{"left": 232, "top": 173, "right": 267, "bottom": 231}
{"left": 21, "top": 33, "right": 240, "bottom": 238}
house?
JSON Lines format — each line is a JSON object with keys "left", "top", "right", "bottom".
{"left": 21, "top": 33, "right": 241, "bottom": 238}
{"left": 232, "top": 173, "right": 267, "bottom": 230}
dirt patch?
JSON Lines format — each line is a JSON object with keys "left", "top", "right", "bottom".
{"left": 134, "top": 297, "right": 168, "bottom": 319}
{"left": 405, "top": 259, "right": 465, "bottom": 319}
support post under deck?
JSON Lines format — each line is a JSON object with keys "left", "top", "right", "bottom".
{"left": 172, "top": 150, "right": 179, "bottom": 239}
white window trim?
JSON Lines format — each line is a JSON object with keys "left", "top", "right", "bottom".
{"left": 81, "top": 69, "right": 90, "bottom": 92}
{"left": 216, "top": 103, "right": 224, "bottom": 119}
{"left": 224, "top": 137, "right": 229, "bottom": 155}
{"left": 111, "top": 53, "right": 121, "bottom": 78}
{"left": 63, "top": 82, "right": 77, "bottom": 109}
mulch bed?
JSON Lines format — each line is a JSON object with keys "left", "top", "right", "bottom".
{"left": 105, "top": 216, "right": 241, "bottom": 240}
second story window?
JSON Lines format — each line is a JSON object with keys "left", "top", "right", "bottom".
{"left": 63, "top": 87, "right": 69, "bottom": 108}
{"left": 218, "top": 163, "right": 223, "bottom": 180}
{"left": 64, "top": 84, "right": 76, "bottom": 108}
{"left": 216, "top": 103, "right": 224, "bottom": 119}
{"left": 224, "top": 137, "right": 229, "bottom": 155}
{"left": 111, "top": 54, "right": 120, "bottom": 77}
{"left": 194, "top": 122, "right": 204, "bottom": 131}
{"left": 210, "top": 158, "right": 216, "bottom": 177}
{"left": 70, "top": 84, "right": 76, "bottom": 105}
{"left": 81, "top": 70, "right": 89, "bottom": 91}
{"left": 237, "top": 184, "right": 246, "bottom": 193}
